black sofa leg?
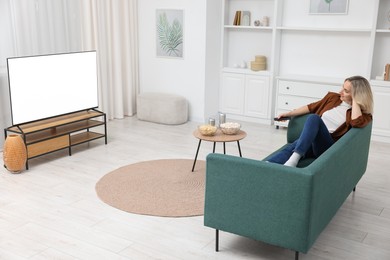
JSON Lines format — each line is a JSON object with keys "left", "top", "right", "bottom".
{"left": 215, "top": 229, "right": 298, "bottom": 259}
{"left": 216, "top": 229, "right": 219, "bottom": 252}
{"left": 353, "top": 186, "right": 356, "bottom": 192}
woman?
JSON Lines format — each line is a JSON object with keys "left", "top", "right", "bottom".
{"left": 268, "top": 75, "right": 373, "bottom": 167}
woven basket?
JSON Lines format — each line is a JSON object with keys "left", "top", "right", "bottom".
{"left": 250, "top": 61, "right": 266, "bottom": 71}
{"left": 3, "top": 134, "right": 27, "bottom": 173}
{"left": 255, "top": 55, "right": 267, "bottom": 62}
{"left": 251, "top": 55, "right": 267, "bottom": 71}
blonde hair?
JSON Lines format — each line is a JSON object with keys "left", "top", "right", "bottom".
{"left": 345, "top": 76, "right": 374, "bottom": 114}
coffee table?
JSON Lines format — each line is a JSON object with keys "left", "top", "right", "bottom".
{"left": 192, "top": 129, "right": 247, "bottom": 172}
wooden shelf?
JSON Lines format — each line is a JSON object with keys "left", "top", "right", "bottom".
{"left": 276, "top": 26, "right": 371, "bottom": 32}
{"left": 71, "top": 132, "right": 105, "bottom": 145}
{"left": 8, "top": 110, "right": 104, "bottom": 134}
{"left": 25, "top": 120, "right": 104, "bottom": 144}
{"left": 4, "top": 109, "right": 107, "bottom": 169}
{"left": 224, "top": 25, "right": 272, "bottom": 30}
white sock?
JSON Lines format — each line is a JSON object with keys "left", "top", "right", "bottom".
{"left": 284, "top": 152, "right": 302, "bottom": 167}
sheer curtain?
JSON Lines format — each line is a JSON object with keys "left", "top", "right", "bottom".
{"left": 0, "top": 0, "right": 85, "bottom": 149}
{"left": 82, "top": 0, "right": 139, "bottom": 120}
{"left": 0, "top": 0, "right": 139, "bottom": 150}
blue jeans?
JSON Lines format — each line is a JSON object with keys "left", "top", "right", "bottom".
{"left": 267, "top": 114, "right": 335, "bottom": 164}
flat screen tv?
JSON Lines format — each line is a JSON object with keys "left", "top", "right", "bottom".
{"left": 7, "top": 51, "right": 99, "bottom": 125}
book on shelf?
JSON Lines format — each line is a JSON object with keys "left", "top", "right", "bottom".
{"left": 233, "top": 11, "right": 241, "bottom": 25}
{"left": 385, "top": 64, "right": 390, "bottom": 81}
{"left": 241, "top": 11, "right": 250, "bottom": 26}
{"left": 233, "top": 11, "right": 251, "bottom": 26}
{"left": 232, "top": 11, "right": 251, "bottom": 26}
{"left": 233, "top": 11, "right": 238, "bottom": 25}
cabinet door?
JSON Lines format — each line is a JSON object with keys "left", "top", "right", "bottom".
{"left": 372, "top": 85, "right": 390, "bottom": 139}
{"left": 220, "top": 73, "right": 245, "bottom": 115}
{"left": 244, "top": 75, "right": 270, "bottom": 118}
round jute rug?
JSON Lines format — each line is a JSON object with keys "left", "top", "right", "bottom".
{"left": 95, "top": 159, "right": 206, "bottom": 217}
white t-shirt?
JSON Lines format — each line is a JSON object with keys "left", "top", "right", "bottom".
{"left": 321, "top": 102, "right": 351, "bottom": 133}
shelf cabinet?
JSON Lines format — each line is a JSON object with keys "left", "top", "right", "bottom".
{"left": 218, "top": 0, "right": 390, "bottom": 142}
{"left": 4, "top": 109, "right": 107, "bottom": 169}
{"left": 219, "top": 0, "right": 275, "bottom": 122}
{"left": 371, "top": 83, "right": 390, "bottom": 142}
{"left": 221, "top": 0, "right": 275, "bottom": 70}
{"left": 220, "top": 72, "right": 270, "bottom": 121}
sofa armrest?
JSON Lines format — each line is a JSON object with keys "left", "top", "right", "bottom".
{"left": 204, "top": 153, "right": 314, "bottom": 253}
{"left": 304, "top": 122, "right": 372, "bottom": 244}
{"left": 287, "top": 114, "right": 310, "bottom": 143}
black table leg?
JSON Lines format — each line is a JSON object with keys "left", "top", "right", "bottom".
{"left": 192, "top": 139, "right": 202, "bottom": 172}
{"left": 237, "top": 141, "right": 242, "bottom": 157}
{"left": 223, "top": 142, "right": 226, "bottom": 154}
{"left": 213, "top": 142, "right": 216, "bottom": 153}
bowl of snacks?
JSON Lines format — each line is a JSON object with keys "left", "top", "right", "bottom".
{"left": 220, "top": 122, "right": 241, "bottom": 135}
{"left": 198, "top": 124, "right": 217, "bottom": 136}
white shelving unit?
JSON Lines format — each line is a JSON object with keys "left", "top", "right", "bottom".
{"left": 218, "top": 0, "right": 390, "bottom": 142}
{"left": 219, "top": 0, "right": 277, "bottom": 124}
{"left": 370, "top": 0, "right": 390, "bottom": 142}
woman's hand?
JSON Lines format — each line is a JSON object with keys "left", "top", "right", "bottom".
{"left": 275, "top": 105, "right": 310, "bottom": 121}
{"left": 274, "top": 112, "right": 291, "bottom": 121}
{"left": 351, "top": 98, "right": 363, "bottom": 120}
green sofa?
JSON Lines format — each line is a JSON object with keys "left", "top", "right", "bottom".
{"left": 204, "top": 115, "right": 372, "bottom": 259}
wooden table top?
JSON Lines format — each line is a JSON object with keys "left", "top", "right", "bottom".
{"left": 193, "top": 129, "right": 247, "bottom": 142}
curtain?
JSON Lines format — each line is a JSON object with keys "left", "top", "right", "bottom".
{"left": 81, "top": 0, "right": 139, "bottom": 120}
{"left": 0, "top": 0, "right": 139, "bottom": 150}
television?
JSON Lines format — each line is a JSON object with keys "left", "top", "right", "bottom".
{"left": 7, "top": 51, "right": 99, "bottom": 125}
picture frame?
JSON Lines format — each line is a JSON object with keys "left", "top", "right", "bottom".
{"left": 309, "top": 0, "right": 349, "bottom": 15}
{"left": 156, "top": 9, "right": 184, "bottom": 58}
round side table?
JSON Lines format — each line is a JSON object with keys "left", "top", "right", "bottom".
{"left": 192, "top": 129, "right": 247, "bottom": 172}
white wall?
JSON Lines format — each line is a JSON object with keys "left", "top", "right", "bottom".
{"left": 138, "top": 0, "right": 210, "bottom": 122}
{"left": 279, "top": 0, "right": 377, "bottom": 79}
{"left": 204, "top": 0, "right": 222, "bottom": 122}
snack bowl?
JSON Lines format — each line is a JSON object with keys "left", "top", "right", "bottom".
{"left": 198, "top": 124, "right": 217, "bottom": 136}
{"left": 220, "top": 122, "right": 241, "bottom": 135}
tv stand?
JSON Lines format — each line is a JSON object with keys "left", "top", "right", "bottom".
{"left": 4, "top": 109, "right": 107, "bottom": 169}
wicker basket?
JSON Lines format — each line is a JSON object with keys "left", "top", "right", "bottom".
{"left": 3, "top": 134, "right": 27, "bottom": 173}
{"left": 250, "top": 56, "right": 267, "bottom": 71}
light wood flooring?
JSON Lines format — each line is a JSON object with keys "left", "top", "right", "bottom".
{"left": 1, "top": 116, "right": 390, "bottom": 260}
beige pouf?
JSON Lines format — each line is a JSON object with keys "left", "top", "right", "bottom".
{"left": 137, "top": 92, "right": 188, "bottom": 125}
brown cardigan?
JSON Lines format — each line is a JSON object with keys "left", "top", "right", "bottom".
{"left": 307, "top": 92, "right": 372, "bottom": 141}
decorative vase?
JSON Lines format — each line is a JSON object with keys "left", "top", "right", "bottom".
{"left": 3, "top": 134, "right": 27, "bottom": 173}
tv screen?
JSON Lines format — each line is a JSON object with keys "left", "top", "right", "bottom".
{"left": 7, "top": 51, "right": 99, "bottom": 125}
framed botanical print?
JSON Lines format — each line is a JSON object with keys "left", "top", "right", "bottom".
{"left": 156, "top": 9, "right": 184, "bottom": 58}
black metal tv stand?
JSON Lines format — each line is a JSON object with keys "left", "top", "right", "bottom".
{"left": 4, "top": 109, "right": 107, "bottom": 169}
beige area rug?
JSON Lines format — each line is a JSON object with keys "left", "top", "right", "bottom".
{"left": 95, "top": 159, "right": 206, "bottom": 217}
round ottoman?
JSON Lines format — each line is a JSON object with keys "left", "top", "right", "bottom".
{"left": 137, "top": 92, "right": 188, "bottom": 125}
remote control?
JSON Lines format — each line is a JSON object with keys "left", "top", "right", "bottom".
{"left": 274, "top": 117, "right": 291, "bottom": 121}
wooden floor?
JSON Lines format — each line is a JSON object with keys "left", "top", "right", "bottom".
{"left": 1, "top": 116, "right": 390, "bottom": 260}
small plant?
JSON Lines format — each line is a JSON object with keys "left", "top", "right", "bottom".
{"left": 157, "top": 13, "right": 183, "bottom": 57}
